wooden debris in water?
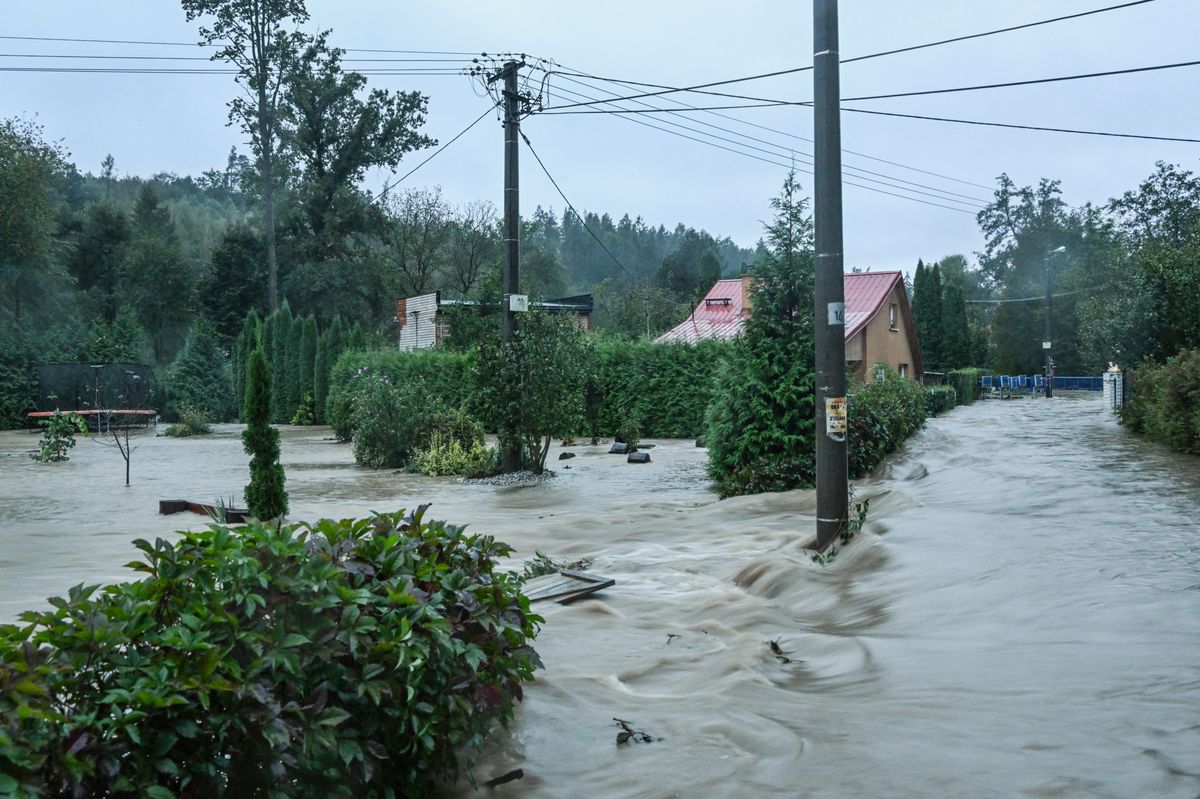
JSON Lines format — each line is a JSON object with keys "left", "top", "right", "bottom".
{"left": 482, "top": 768, "right": 524, "bottom": 788}
{"left": 522, "top": 570, "right": 614, "bottom": 604}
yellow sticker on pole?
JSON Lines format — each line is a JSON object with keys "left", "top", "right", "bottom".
{"left": 825, "top": 396, "right": 847, "bottom": 441}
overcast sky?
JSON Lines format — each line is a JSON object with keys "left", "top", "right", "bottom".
{"left": 4, "top": 0, "right": 1198, "bottom": 274}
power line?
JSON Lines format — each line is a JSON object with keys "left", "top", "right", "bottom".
{"left": 0, "top": 66, "right": 469, "bottom": 75}
{"left": 840, "top": 106, "right": 1200, "bottom": 145}
{"left": 370, "top": 103, "right": 497, "bottom": 205}
{"left": 538, "top": 0, "right": 1161, "bottom": 109}
{"left": 544, "top": 60, "right": 993, "bottom": 191}
{"left": 966, "top": 286, "right": 1103, "bottom": 304}
{"left": 841, "top": 0, "right": 1157, "bottom": 65}
{"left": 0, "top": 52, "right": 479, "bottom": 63}
{"left": 0, "top": 34, "right": 487, "bottom": 55}
{"left": 518, "top": 130, "right": 640, "bottom": 283}
{"left": 550, "top": 73, "right": 990, "bottom": 205}
{"left": 539, "top": 84, "right": 979, "bottom": 214}
{"left": 844, "top": 58, "right": 1200, "bottom": 102}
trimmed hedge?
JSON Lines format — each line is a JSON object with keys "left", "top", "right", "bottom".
{"left": 328, "top": 342, "right": 730, "bottom": 445}
{"left": 847, "top": 372, "right": 929, "bottom": 478}
{"left": 326, "top": 349, "right": 474, "bottom": 442}
{"left": 0, "top": 508, "right": 541, "bottom": 797}
{"left": 1120, "top": 348, "right": 1200, "bottom": 454}
{"left": 588, "top": 338, "right": 731, "bottom": 440}
{"left": 944, "top": 367, "right": 991, "bottom": 404}
{"left": 925, "top": 385, "right": 958, "bottom": 417}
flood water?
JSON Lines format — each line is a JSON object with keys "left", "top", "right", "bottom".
{"left": 1, "top": 394, "right": 1198, "bottom": 797}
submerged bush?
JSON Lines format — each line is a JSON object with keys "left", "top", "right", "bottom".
{"left": 162, "top": 404, "right": 212, "bottom": 437}
{"left": 0, "top": 507, "right": 542, "bottom": 798}
{"left": 414, "top": 434, "right": 497, "bottom": 477}
{"left": 30, "top": 410, "right": 88, "bottom": 461}
{"left": 847, "top": 370, "right": 928, "bottom": 478}
{"left": 1121, "top": 348, "right": 1200, "bottom": 454}
{"left": 944, "top": 367, "right": 990, "bottom": 404}
{"left": 925, "top": 385, "right": 958, "bottom": 417}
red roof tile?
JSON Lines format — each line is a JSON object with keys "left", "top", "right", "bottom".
{"left": 655, "top": 271, "right": 904, "bottom": 344}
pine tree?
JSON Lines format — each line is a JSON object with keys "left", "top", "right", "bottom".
{"left": 242, "top": 345, "right": 288, "bottom": 521}
{"left": 707, "top": 171, "right": 816, "bottom": 496}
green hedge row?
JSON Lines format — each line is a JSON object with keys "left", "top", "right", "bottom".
{"left": 847, "top": 372, "right": 929, "bottom": 478}
{"left": 0, "top": 509, "right": 541, "bottom": 798}
{"left": 1120, "top": 349, "right": 1200, "bottom": 455}
{"left": 944, "top": 367, "right": 991, "bottom": 404}
{"left": 326, "top": 349, "right": 474, "bottom": 441}
{"left": 587, "top": 339, "right": 731, "bottom": 439}
{"left": 328, "top": 340, "right": 732, "bottom": 444}
{"left": 925, "top": 385, "right": 958, "bottom": 417}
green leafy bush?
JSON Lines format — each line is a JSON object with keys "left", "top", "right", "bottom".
{"left": 162, "top": 404, "right": 212, "bottom": 437}
{"left": 615, "top": 417, "right": 641, "bottom": 448}
{"left": 351, "top": 375, "right": 432, "bottom": 468}
{"left": 30, "top": 410, "right": 88, "bottom": 461}
{"left": 1120, "top": 348, "right": 1200, "bottom": 454}
{"left": 471, "top": 311, "right": 590, "bottom": 473}
{"left": 414, "top": 435, "right": 497, "bottom": 477}
{"left": 290, "top": 392, "right": 316, "bottom": 426}
{"left": 944, "top": 367, "right": 990, "bottom": 405}
{"left": 924, "top": 385, "right": 958, "bottom": 417}
{"left": 0, "top": 507, "right": 542, "bottom": 798}
{"left": 327, "top": 349, "right": 473, "bottom": 442}
{"left": 847, "top": 370, "right": 928, "bottom": 478}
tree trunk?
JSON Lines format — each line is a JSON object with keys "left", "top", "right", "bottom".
{"left": 259, "top": 86, "right": 279, "bottom": 312}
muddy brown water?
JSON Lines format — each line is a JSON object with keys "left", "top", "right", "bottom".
{"left": 0, "top": 394, "right": 1197, "bottom": 797}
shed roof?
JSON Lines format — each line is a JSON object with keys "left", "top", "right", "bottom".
{"left": 654, "top": 277, "right": 751, "bottom": 344}
{"left": 654, "top": 271, "right": 906, "bottom": 344}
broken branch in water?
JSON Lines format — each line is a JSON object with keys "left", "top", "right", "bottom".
{"left": 613, "top": 717, "right": 659, "bottom": 745}
{"left": 767, "top": 638, "right": 802, "bottom": 664}
{"left": 483, "top": 768, "right": 525, "bottom": 787}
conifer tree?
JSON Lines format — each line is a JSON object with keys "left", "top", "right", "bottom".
{"left": 707, "top": 171, "right": 816, "bottom": 496}
{"left": 284, "top": 314, "right": 304, "bottom": 420}
{"left": 269, "top": 302, "right": 292, "bottom": 422}
{"left": 232, "top": 309, "right": 261, "bottom": 414}
{"left": 242, "top": 345, "right": 288, "bottom": 521}
{"left": 166, "top": 320, "right": 234, "bottom": 421}
{"left": 941, "top": 279, "right": 972, "bottom": 369}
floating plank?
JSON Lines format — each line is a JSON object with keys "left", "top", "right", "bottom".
{"left": 159, "top": 499, "right": 249, "bottom": 524}
{"left": 523, "top": 569, "right": 615, "bottom": 605}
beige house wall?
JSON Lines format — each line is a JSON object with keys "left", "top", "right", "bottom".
{"left": 855, "top": 283, "right": 920, "bottom": 382}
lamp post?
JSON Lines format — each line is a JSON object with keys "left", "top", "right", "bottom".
{"left": 1044, "top": 246, "right": 1066, "bottom": 398}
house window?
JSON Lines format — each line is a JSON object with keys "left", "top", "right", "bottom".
{"left": 888, "top": 303, "right": 898, "bottom": 330}
{"left": 898, "top": 363, "right": 908, "bottom": 379}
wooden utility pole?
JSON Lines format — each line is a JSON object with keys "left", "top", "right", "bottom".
{"left": 813, "top": 0, "right": 849, "bottom": 550}
{"left": 493, "top": 60, "right": 523, "bottom": 472}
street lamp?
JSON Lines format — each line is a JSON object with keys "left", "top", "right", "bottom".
{"left": 1044, "top": 246, "right": 1066, "bottom": 398}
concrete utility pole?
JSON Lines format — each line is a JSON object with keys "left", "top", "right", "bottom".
{"left": 1044, "top": 246, "right": 1065, "bottom": 399}
{"left": 813, "top": 0, "right": 849, "bottom": 550}
{"left": 492, "top": 60, "right": 524, "bottom": 472}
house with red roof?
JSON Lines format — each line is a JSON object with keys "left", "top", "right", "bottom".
{"left": 655, "top": 271, "right": 923, "bottom": 383}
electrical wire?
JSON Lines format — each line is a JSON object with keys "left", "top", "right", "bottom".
{"left": 518, "top": 130, "right": 640, "bottom": 283}
{"left": 0, "top": 34, "right": 487, "bottom": 56}
{"left": 538, "top": 84, "right": 979, "bottom": 214}
{"left": 966, "top": 286, "right": 1103, "bottom": 304}
{"left": 839, "top": 106, "right": 1200, "bottom": 145}
{"left": 370, "top": 103, "right": 497, "bottom": 205}
{"left": 541, "top": 59, "right": 993, "bottom": 191}
{"left": 551, "top": 73, "right": 990, "bottom": 205}
{"left": 537, "top": 0, "right": 1162, "bottom": 109}
{"left": 843, "top": 58, "right": 1200, "bottom": 102}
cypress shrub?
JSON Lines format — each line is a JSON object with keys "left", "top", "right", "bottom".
{"left": 242, "top": 346, "right": 288, "bottom": 521}
{"left": 232, "top": 309, "right": 261, "bottom": 417}
{"left": 298, "top": 316, "right": 318, "bottom": 411}
{"left": 270, "top": 303, "right": 292, "bottom": 423}
{"left": 283, "top": 315, "right": 304, "bottom": 423}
